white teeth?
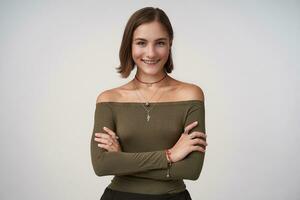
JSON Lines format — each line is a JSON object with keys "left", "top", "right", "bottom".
{"left": 143, "top": 59, "right": 159, "bottom": 64}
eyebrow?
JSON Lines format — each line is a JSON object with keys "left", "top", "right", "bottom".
{"left": 133, "top": 37, "right": 168, "bottom": 41}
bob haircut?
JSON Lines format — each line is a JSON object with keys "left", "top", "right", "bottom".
{"left": 116, "top": 7, "right": 174, "bottom": 78}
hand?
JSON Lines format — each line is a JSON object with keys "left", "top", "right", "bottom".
{"left": 94, "top": 127, "right": 122, "bottom": 152}
{"left": 169, "top": 121, "right": 207, "bottom": 162}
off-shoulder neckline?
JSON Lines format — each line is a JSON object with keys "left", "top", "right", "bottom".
{"left": 96, "top": 99, "right": 204, "bottom": 105}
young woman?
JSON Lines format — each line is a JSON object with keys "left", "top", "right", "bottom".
{"left": 90, "top": 7, "right": 208, "bottom": 200}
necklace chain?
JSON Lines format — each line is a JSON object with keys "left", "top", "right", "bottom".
{"left": 135, "top": 73, "right": 167, "bottom": 87}
{"left": 133, "top": 73, "right": 168, "bottom": 122}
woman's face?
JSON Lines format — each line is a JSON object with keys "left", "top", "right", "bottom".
{"left": 132, "top": 21, "right": 171, "bottom": 75}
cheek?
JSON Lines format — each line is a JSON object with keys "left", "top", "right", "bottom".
{"left": 132, "top": 46, "right": 143, "bottom": 59}
{"left": 158, "top": 48, "right": 170, "bottom": 58}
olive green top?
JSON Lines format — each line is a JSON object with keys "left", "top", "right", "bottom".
{"left": 90, "top": 100, "right": 206, "bottom": 195}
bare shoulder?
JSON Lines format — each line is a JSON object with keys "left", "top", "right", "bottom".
{"left": 178, "top": 82, "right": 205, "bottom": 102}
{"left": 96, "top": 88, "right": 120, "bottom": 103}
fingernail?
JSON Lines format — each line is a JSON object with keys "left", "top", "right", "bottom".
{"left": 195, "top": 121, "right": 198, "bottom": 124}
{"left": 103, "top": 126, "right": 107, "bottom": 130}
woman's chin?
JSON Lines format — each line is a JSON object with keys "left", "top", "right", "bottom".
{"left": 142, "top": 67, "right": 164, "bottom": 75}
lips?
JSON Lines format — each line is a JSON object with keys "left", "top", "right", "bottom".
{"left": 142, "top": 59, "right": 160, "bottom": 64}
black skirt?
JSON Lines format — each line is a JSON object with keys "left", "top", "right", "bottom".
{"left": 100, "top": 187, "right": 192, "bottom": 200}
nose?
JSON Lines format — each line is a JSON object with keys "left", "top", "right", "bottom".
{"left": 146, "top": 44, "right": 156, "bottom": 59}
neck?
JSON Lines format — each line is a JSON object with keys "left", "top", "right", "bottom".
{"left": 133, "top": 72, "right": 170, "bottom": 90}
{"left": 136, "top": 70, "right": 167, "bottom": 82}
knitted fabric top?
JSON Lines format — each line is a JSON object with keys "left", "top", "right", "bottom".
{"left": 90, "top": 100, "right": 206, "bottom": 195}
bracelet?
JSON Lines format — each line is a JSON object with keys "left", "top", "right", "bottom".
{"left": 165, "top": 149, "right": 172, "bottom": 178}
{"left": 165, "top": 149, "right": 173, "bottom": 163}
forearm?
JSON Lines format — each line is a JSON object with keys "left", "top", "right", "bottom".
{"left": 130, "top": 101, "right": 207, "bottom": 181}
{"left": 129, "top": 151, "right": 205, "bottom": 181}
{"left": 91, "top": 103, "right": 170, "bottom": 177}
{"left": 91, "top": 138, "right": 169, "bottom": 176}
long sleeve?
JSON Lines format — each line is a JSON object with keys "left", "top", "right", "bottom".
{"left": 90, "top": 103, "right": 169, "bottom": 177}
{"left": 128, "top": 101, "right": 206, "bottom": 181}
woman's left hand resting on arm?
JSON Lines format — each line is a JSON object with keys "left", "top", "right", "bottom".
{"left": 94, "top": 125, "right": 208, "bottom": 154}
{"left": 94, "top": 126, "right": 122, "bottom": 152}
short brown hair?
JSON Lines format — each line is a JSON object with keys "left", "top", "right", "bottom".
{"left": 116, "top": 7, "right": 174, "bottom": 78}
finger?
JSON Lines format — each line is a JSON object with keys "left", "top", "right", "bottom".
{"left": 98, "top": 132, "right": 117, "bottom": 141}
{"left": 95, "top": 137, "right": 113, "bottom": 145}
{"left": 94, "top": 132, "right": 108, "bottom": 138}
{"left": 98, "top": 143, "right": 116, "bottom": 152}
{"left": 97, "top": 133, "right": 110, "bottom": 139}
{"left": 95, "top": 132, "right": 119, "bottom": 140}
{"left": 184, "top": 121, "right": 198, "bottom": 134}
{"left": 97, "top": 133, "right": 118, "bottom": 144}
{"left": 191, "top": 145, "right": 206, "bottom": 152}
{"left": 98, "top": 143, "right": 110, "bottom": 149}
{"left": 103, "top": 127, "right": 119, "bottom": 140}
{"left": 188, "top": 132, "right": 196, "bottom": 139}
{"left": 94, "top": 133, "right": 102, "bottom": 137}
{"left": 192, "top": 138, "right": 208, "bottom": 146}
{"left": 194, "top": 131, "right": 207, "bottom": 138}
{"left": 189, "top": 131, "right": 206, "bottom": 139}
{"left": 94, "top": 137, "right": 102, "bottom": 142}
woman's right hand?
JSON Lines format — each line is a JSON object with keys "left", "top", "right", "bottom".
{"left": 168, "top": 121, "right": 207, "bottom": 163}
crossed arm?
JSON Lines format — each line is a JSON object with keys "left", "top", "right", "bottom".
{"left": 90, "top": 101, "right": 206, "bottom": 181}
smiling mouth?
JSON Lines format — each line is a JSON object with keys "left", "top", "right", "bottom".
{"left": 142, "top": 59, "right": 160, "bottom": 64}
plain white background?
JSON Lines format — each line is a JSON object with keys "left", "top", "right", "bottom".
{"left": 1, "top": 1, "right": 299, "bottom": 199}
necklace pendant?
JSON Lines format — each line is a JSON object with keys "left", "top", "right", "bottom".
{"left": 145, "top": 102, "right": 150, "bottom": 107}
{"left": 147, "top": 114, "right": 151, "bottom": 122}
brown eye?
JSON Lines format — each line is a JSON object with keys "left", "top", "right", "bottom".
{"left": 137, "top": 41, "right": 145, "bottom": 46}
{"left": 157, "top": 41, "right": 165, "bottom": 46}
